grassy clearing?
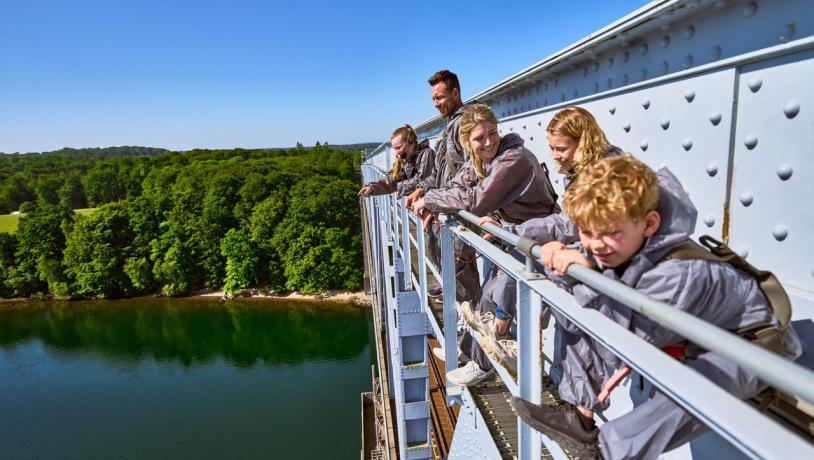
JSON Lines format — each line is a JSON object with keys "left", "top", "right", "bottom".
{"left": 0, "top": 214, "right": 21, "bottom": 233}
{"left": 0, "top": 207, "right": 97, "bottom": 233}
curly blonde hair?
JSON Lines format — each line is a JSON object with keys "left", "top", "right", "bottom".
{"left": 458, "top": 104, "right": 498, "bottom": 180}
{"left": 564, "top": 155, "right": 659, "bottom": 231}
{"left": 547, "top": 107, "right": 611, "bottom": 180}
{"left": 390, "top": 125, "right": 418, "bottom": 181}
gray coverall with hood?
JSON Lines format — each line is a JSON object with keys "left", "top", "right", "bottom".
{"left": 364, "top": 139, "right": 435, "bottom": 197}
{"left": 546, "top": 168, "right": 803, "bottom": 460}
{"left": 424, "top": 132, "right": 560, "bottom": 371}
{"left": 420, "top": 100, "right": 483, "bottom": 303}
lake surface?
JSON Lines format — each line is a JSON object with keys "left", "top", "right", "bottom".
{"left": 0, "top": 297, "right": 374, "bottom": 459}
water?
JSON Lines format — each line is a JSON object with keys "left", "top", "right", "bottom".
{"left": 0, "top": 297, "right": 374, "bottom": 459}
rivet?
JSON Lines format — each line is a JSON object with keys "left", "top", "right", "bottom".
{"left": 747, "top": 77, "right": 762, "bottom": 93}
{"left": 736, "top": 246, "right": 749, "bottom": 259}
{"left": 640, "top": 140, "right": 649, "bottom": 151}
{"left": 573, "top": 89, "right": 578, "bottom": 98}
{"left": 642, "top": 98, "right": 651, "bottom": 110}
{"left": 561, "top": 93, "right": 565, "bottom": 102}
{"left": 641, "top": 68, "right": 648, "bottom": 80}
{"left": 537, "top": 121, "right": 542, "bottom": 126}
{"left": 777, "top": 164, "right": 793, "bottom": 181}
{"left": 682, "top": 138, "right": 693, "bottom": 151}
{"left": 660, "top": 36, "right": 671, "bottom": 49}
{"left": 623, "top": 51, "right": 630, "bottom": 63}
{"left": 661, "top": 61, "right": 669, "bottom": 74}
{"left": 593, "top": 62, "right": 599, "bottom": 72}
{"left": 783, "top": 100, "right": 800, "bottom": 118}
{"left": 583, "top": 67, "right": 589, "bottom": 77}
{"left": 606, "top": 78, "right": 613, "bottom": 89}
{"left": 609, "top": 105, "right": 616, "bottom": 115}
{"left": 523, "top": 125, "right": 526, "bottom": 130}
{"left": 660, "top": 117, "right": 670, "bottom": 130}
{"left": 684, "top": 89, "right": 695, "bottom": 102}
{"left": 607, "top": 57, "right": 614, "bottom": 68}
{"left": 739, "top": 192, "right": 754, "bottom": 207}
{"left": 778, "top": 23, "right": 796, "bottom": 43}
{"left": 684, "top": 25, "right": 696, "bottom": 40}
{"left": 529, "top": 136, "right": 534, "bottom": 141}
{"left": 683, "top": 55, "right": 694, "bottom": 69}
{"left": 594, "top": 82, "right": 599, "bottom": 93}
{"left": 772, "top": 225, "right": 789, "bottom": 241}
{"left": 622, "top": 122, "right": 631, "bottom": 133}
{"left": 744, "top": 134, "right": 758, "bottom": 150}
{"left": 640, "top": 43, "right": 649, "bottom": 56}
{"left": 709, "top": 111, "right": 722, "bottom": 125}
{"left": 703, "top": 215, "right": 715, "bottom": 227}
{"left": 712, "top": 45, "right": 722, "bottom": 60}
{"left": 742, "top": 1, "right": 758, "bottom": 18}
{"left": 706, "top": 162, "right": 718, "bottom": 177}
{"left": 622, "top": 73, "right": 630, "bottom": 85}
{"left": 554, "top": 79, "right": 559, "bottom": 87}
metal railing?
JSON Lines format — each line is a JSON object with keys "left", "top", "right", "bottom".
{"left": 360, "top": 163, "right": 814, "bottom": 460}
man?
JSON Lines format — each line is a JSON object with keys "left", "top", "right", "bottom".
{"left": 407, "top": 70, "right": 481, "bottom": 304}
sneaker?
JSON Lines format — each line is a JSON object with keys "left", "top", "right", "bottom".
{"left": 428, "top": 285, "right": 443, "bottom": 297}
{"left": 432, "top": 347, "right": 463, "bottom": 363}
{"left": 509, "top": 397, "right": 598, "bottom": 444}
{"left": 446, "top": 360, "right": 495, "bottom": 386}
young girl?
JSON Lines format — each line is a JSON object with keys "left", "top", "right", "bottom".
{"left": 358, "top": 124, "right": 435, "bottom": 198}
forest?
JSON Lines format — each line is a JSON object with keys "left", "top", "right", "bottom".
{"left": 0, "top": 144, "right": 364, "bottom": 298}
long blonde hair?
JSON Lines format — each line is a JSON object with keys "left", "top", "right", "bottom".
{"left": 458, "top": 104, "right": 498, "bottom": 180}
{"left": 390, "top": 125, "right": 418, "bottom": 181}
{"left": 547, "top": 107, "right": 611, "bottom": 180}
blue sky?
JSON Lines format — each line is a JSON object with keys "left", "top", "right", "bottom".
{"left": 0, "top": 0, "right": 647, "bottom": 153}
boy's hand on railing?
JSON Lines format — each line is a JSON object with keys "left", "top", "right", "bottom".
{"left": 550, "top": 248, "right": 594, "bottom": 277}
{"left": 411, "top": 197, "right": 426, "bottom": 215}
{"left": 539, "top": 241, "right": 566, "bottom": 268}
{"left": 405, "top": 188, "right": 424, "bottom": 208}
{"left": 478, "top": 216, "right": 500, "bottom": 241}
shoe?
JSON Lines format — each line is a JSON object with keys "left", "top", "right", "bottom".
{"left": 432, "top": 347, "right": 463, "bottom": 363}
{"left": 428, "top": 285, "right": 443, "bottom": 297}
{"left": 447, "top": 360, "right": 495, "bottom": 386}
{"left": 509, "top": 397, "right": 598, "bottom": 444}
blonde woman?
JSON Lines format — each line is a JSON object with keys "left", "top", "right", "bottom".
{"left": 411, "top": 103, "right": 560, "bottom": 386}
{"left": 358, "top": 125, "right": 435, "bottom": 197}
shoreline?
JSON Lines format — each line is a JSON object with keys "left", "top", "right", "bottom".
{"left": 193, "top": 289, "right": 372, "bottom": 306}
{"left": 0, "top": 290, "right": 373, "bottom": 307}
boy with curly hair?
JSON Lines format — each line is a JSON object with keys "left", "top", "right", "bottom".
{"left": 511, "top": 155, "right": 801, "bottom": 460}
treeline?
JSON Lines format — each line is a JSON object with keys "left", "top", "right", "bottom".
{"left": 0, "top": 144, "right": 364, "bottom": 298}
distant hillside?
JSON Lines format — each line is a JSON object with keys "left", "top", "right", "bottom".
{"left": 1, "top": 146, "right": 169, "bottom": 158}
{"left": 324, "top": 142, "right": 380, "bottom": 151}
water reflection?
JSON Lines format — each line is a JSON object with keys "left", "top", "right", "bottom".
{"left": 0, "top": 297, "right": 370, "bottom": 368}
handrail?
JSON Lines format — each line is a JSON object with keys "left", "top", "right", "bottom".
{"left": 453, "top": 209, "right": 814, "bottom": 407}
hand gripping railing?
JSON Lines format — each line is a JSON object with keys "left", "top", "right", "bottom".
{"left": 360, "top": 164, "right": 814, "bottom": 459}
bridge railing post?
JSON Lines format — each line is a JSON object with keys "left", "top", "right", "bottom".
{"left": 400, "top": 198, "right": 412, "bottom": 290}
{"left": 441, "top": 220, "right": 459, "bottom": 403}
{"left": 517, "top": 267, "right": 543, "bottom": 460}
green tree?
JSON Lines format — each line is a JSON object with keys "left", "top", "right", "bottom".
{"left": 63, "top": 202, "right": 134, "bottom": 297}
{"left": 14, "top": 203, "right": 74, "bottom": 294}
{"left": 59, "top": 174, "right": 88, "bottom": 209}
{"left": 220, "top": 228, "right": 259, "bottom": 295}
